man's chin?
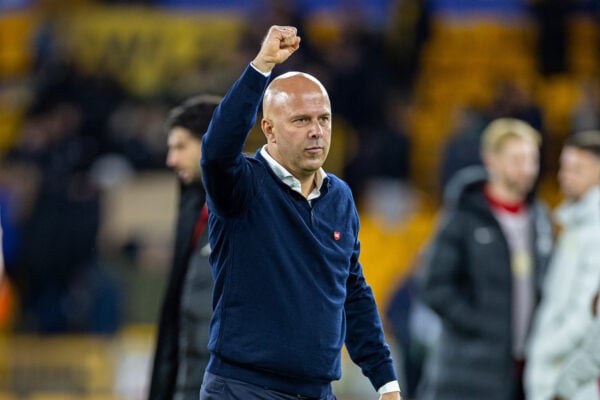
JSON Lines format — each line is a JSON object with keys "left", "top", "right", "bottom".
{"left": 559, "top": 189, "right": 578, "bottom": 201}
{"left": 516, "top": 187, "right": 533, "bottom": 198}
{"left": 303, "top": 159, "right": 325, "bottom": 172}
{"left": 509, "top": 180, "right": 536, "bottom": 198}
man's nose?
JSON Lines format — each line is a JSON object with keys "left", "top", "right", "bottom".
{"left": 166, "top": 151, "right": 177, "bottom": 167}
{"left": 309, "top": 121, "right": 324, "bottom": 138}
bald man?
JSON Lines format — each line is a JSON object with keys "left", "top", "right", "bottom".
{"left": 199, "top": 26, "right": 401, "bottom": 400}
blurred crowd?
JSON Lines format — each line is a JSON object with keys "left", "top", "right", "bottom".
{"left": 0, "top": 0, "right": 600, "bottom": 399}
{"left": 0, "top": 0, "right": 426, "bottom": 333}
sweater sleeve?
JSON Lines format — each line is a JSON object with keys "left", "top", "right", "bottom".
{"left": 201, "top": 64, "right": 270, "bottom": 215}
{"left": 344, "top": 207, "right": 398, "bottom": 391}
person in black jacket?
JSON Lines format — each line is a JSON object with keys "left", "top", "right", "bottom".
{"left": 418, "top": 118, "right": 554, "bottom": 400}
{"left": 148, "top": 95, "right": 221, "bottom": 400}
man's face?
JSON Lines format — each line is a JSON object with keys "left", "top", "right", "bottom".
{"left": 262, "top": 76, "right": 332, "bottom": 180}
{"left": 558, "top": 146, "right": 600, "bottom": 201}
{"left": 487, "top": 137, "right": 540, "bottom": 199}
{"left": 166, "top": 127, "right": 202, "bottom": 184}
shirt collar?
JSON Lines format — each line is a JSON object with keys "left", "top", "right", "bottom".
{"left": 260, "top": 145, "right": 327, "bottom": 201}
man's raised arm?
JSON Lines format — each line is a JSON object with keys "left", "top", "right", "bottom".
{"left": 200, "top": 26, "right": 300, "bottom": 214}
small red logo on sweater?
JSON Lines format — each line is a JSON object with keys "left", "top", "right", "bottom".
{"left": 333, "top": 231, "right": 341, "bottom": 241}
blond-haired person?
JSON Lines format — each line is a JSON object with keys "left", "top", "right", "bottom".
{"left": 418, "top": 118, "right": 554, "bottom": 400}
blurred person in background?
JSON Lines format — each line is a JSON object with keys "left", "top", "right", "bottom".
{"left": 199, "top": 25, "right": 400, "bottom": 400}
{"left": 148, "top": 95, "right": 221, "bottom": 400}
{"left": 386, "top": 265, "right": 440, "bottom": 400}
{"left": 5, "top": 99, "right": 121, "bottom": 334}
{"left": 418, "top": 118, "right": 553, "bottom": 400}
{"left": 0, "top": 211, "right": 4, "bottom": 282}
{"left": 0, "top": 210, "right": 12, "bottom": 329}
{"left": 525, "top": 130, "right": 600, "bottom": 400}
{"left": 0, "top": 212, "right": 7, "bottom": 329}
{"left": 0, "top": 160, "right": 41, "bottom": 330}
{"left": 552, "top": 290, "right": 600, "bottom": 400}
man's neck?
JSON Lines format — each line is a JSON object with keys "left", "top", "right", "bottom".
{"left": 300, "top": 175, "right": 317, "bottom": 198}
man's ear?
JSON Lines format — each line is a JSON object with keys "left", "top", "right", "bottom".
{"left": 262, "top": 118, "right": 275, "bottom": 143}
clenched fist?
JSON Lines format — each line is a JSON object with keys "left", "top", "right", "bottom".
{"left": 252, "top": 25, "right": 301, "bottom": 74}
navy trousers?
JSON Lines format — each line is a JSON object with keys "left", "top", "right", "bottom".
{"left": 199, "top": 372, "right": 337, "bottom": 400}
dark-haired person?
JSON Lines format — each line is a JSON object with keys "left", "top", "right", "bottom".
{"left": 525, "top": 130, "right": 600, "bottom": 400}
{"left": 148, "top": 95, "right": 221, "bottom": 400}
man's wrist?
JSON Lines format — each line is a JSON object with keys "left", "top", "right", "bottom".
{"left": 250, "top": 60, "right": 273, "bottom": 76}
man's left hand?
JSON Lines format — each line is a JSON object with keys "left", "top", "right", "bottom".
{"left": 380, "top": 392, "right": 401, "bottom": 400}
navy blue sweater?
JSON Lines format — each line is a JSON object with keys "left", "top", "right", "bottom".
{"left": 201, "top": 65, "right": 396, "bottom": 398}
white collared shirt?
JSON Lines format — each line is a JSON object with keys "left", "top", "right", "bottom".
{"left": 260, "top": 145, "right": 326, "bottom": 203}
